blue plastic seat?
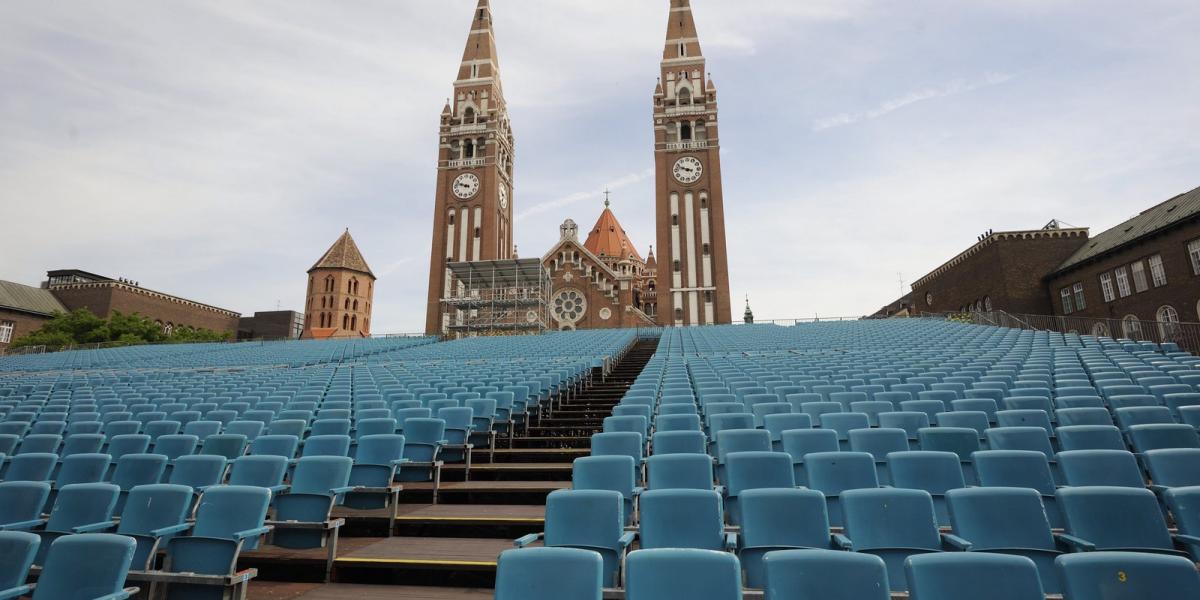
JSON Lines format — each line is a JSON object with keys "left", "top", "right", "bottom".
{"left": 646, "top": 454, "right": 715, "bottom": 491}
{"left": 724, "top": 451, "right": 794, "bottom": 525}
{"left": 273, "top": 456, "right": 354, "bottom": 549}
{"left": 200, "top": 434, "right": 247, "bottom": 461}
{"left": 0, "top": 531, "right": 39, "bottom": 595}
{"left": 169, "top": 455, "right": 227, "bottom": 493}
{"left": 153, "top": 434, "right": 199, "bottom": 462}
{"left": 228, "top": 455, "right": 288, "bottom": 494}
{"left": 945, "top": 486, "right": 1066, "bottom": 593}
{"left": 820, "top": 413, "right": 870, "bottom": 450}
{"left": 249, "top": 435, "right": 299, "bottom": 459}
{"left": 29, "top": 533, "right": 138, "bottom": 600}
{"left": 344, "top": 434, "right": 406, "bottom": 511}
{"left": 603, "top": 415, "right": 648, "bottom": 442}
{"left": 624, "top": 548, "right": 741, "bottom": 600}
{"left": 301, "top": 435, "right": 351, "bottom": 458}
{"left": 60, "top": 434, "right": 104, "bottom": 457}
{"left": 737, "top": 488, "right": 842, "bottom": 588}
{"left": 397, "top": 418, "right": 445, "bottom": 489}
{"left": 762, "top": 549, "right": 889, "bottom": 600}
{"left": 1115, "top": 406, "right": 1175, "bottom": 431}
{"left": 780, "top": 429, "right": 839, "bottom": 486}
{"left": 224, "top": 421, "right": 263, "bottom": 441}
{"left": 0, "top": 481, "right": 51, "bottom": 531}
{"left": 888, "top": 451, "right": 965, "bottom": 527}
{"left": 878, "top": 411, "right": 929, "bottom": 445}
{"left": 714, "top": 429, "right": 770, "bottom": 484}
{"left": 18, "top": 435, "right": 62, "bottom": 456}
{"left": 590, "top": 432, "right": 644, "bottom": 479}
{"left": 1144, "top": 448, "right": 1200, "bottom": 490}
{"left": 2, "top": 453, "right": 57, "bottom": 482}
{"left": 848, "top": 428, "right": 908, "bottom": 484}
{"left": 655, "top": 414, "right": 702, "bottom": 433}
{"left": 1057, "top": 486, "right": 1187, "bottom": 557}
{"left": 1056, "top": 552, "right": 1200, "bottom": 600}
{"left": 804, "top": 451, "right": 879, "bottom": 527}
{"left": 1055, "top": 407, "right": 1113, "bottom": 427}
{"left": 515, "top": 489, "right": 633, "bottom": 587}
{"left": 638, "top": 489, "right": 732, "bottom": 551}
{"left": 573, "top": 456, "right": 639, "bottom": 527}
{"left": 1056, "top": 425, "right": 1126, "bottom": 451}
{"left": 1057, "top": 450, "right": 1145, "bottom": 488}
{"left": 841, "top": 487, "right": 969, "bottom": 592}
{"left": 116, "top": 483, "right": 193, "bottom": 569}
{"left": 494, "top": 547, "right": 602, "bottom": 600}
{"left": 34, "top": 482, "right": 120, "bottom": 565}
{"left": 160, "top": 485, "right": 272, "bottom": 599}
{"left": 1128, "top": 424, "right": 1200, "bottom": 453}
{"left": 309, "top": 419, "right": 351, "bottom": 437}
{"left": 905, "top": 553, "right": 1044, "bottom": 600}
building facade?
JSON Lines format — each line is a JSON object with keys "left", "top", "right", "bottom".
{"left": 45, "top": 269, "right": 240, "bottom": 334}
{"left": 653, "top": 0, "right": 733, "bottom": 326}
{"left": 1046, "top": 186, "right": 1200, "bottom": 338}
{"left": 239, "top": 310, "right": 305, "bottom": 341}
{"left": 0, "top": 281, "right": 68, "bottom": 350}
{"left": 425, "top": 0, "right": 516, "bottom": 335}
{"left": 303, "top": 230, "right": 376, "bottom": 339}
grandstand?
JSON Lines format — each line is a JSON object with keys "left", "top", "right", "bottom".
{"left": 1, "top": 319, "right": 1200, "bottom": 599}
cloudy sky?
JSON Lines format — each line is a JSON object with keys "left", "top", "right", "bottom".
{"left": 2, "top": 0, "right": 1198, "bottom": 331}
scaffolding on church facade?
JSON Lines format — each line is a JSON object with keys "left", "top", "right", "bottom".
{"left": 441, "top": 259, "right": 552, "bottom": 338}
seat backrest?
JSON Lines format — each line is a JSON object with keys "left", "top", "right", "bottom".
{"left": 404, "top": 418, "right": 446, "bottom": 445}
{"left": 228, "top": 455, "right": 288, "bottom": 488}
{"left": 4, "top": 453, "right": 58, "bottom": 482}
{"left": 1056, "top": 425, "right": 1126, "bottom": 451}
{"left": 1057, "top": 450, "right": 1145, "bottom": 488}
{"left": 650, "top": 431, "right": 706, "bottom": 455}
{"left": 112, "top": 453, "right": 168, "bottom": 490}
{"left": 356, "top": 434, "right": 406, "bottom": 465}
{"left": 624, "top": 548, "right": 741, "bottom": 600}
{"left": 56, "top": 453, "right": 112, "bottom": 487}
{"left": 34, "top": 533, "right": 136, "bottom": 600}
{"left": 494, "top": 547, "right": 603, "bottom": 600}
{"left": 590, "top": 432, "right": 643, "bottom": 463}
{"left": 762, "top": 549, "right": 889, "bottom": 600}
{"left": 917, "top": 428, "right": 980, "bottom": 461}
{"left": 250, "top": 434, "right": 299, "bottom": 459}
{"left": 716, "top": 429, "right": 771, "bottom": 464}
{"left": 169, "top": 455, "right": 228, "bottom": 489}
{"left": 1129, "top": 424, "right": 1200, "bottom": 452}
{"left": 945, "top": 487, "right": 1055, "bottom": 551}
{"left": 905, "top": 553, "right": 1044, "bottom": 599}
{"left": 803, "top": 451, "right": 878, "bottom": 495}
{"left": 1144, "top": 448, "right": 1200, "bottom": 488}
{"left": 762, "top": 413, "right": 812, "bottom": 441}
{"left": 1057, "top": 552, "right": 1200, "bottom": 600}
{"left": 290, "top": 456, "right": 353, "bottom": 496}
{"left": 573, "top": 456, "right": 635, "bottom": 499}
{"left": 1115, "top": 406, "right": 1175, "bottom": 430}
{"left": 301, "top": 434, "right": 351, "bottom": 457}
{"left": 973, "top": 450, "right": 1056, "bottom": 494}
{"left": 739, "top": 488, "right": 829, "bottom": 549}
{"left": 848, "top": 428, "right": 908, "bottom": 461}
{"left": 46, "top": 483, "right": 119, "bottom": 531}
{"left": 725, "top": 451, "right": 795, "bottom": 496}
{"left": 888, "top": 451, "right": 965, "bottom": 494}
{"left": 984, "top": 427, "right": 1053, "bottom": 458}
{"left": 819, "top": 412, "right": 870, "bottom": 440}
{"left": 638, "top": 489, "right": 725, "bottom": 550}
{"left": 192, "top": 485, "right": 272, "bottom": 539}
{"left": 842, "top": 488, "right": 940, "bottom": 551}
{"left": 1055, "top": 407, "right": 1113, "bottom": 427}
{"left": 117, "top": 484, "right": 192, "bottom": 535}
{"left": 877, "top": 411, "right": 930, "bottom": 438}
{"left": 1057, "top": 486, "right": 1174, "bottom": 550}
{"left": 647, "top": 454, "right": 714, "bottom": 490}
{"left": 780, "top": 429, "right": 839, "bottom": 463}
{"left": 543, "top": 489, "right": 623, "bottom": 552}
{"left": 0, "top": 531, "right": 39, "bottom": 590}
{"left": 153, "top": 434, "right": 199, "bottom": 461}
{"left": 0, "top": 481, "right": 51, "bottom": 525}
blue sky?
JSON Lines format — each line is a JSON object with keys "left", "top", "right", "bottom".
{"left": 1, "top": 0, "right": 1197, "bottom": 331}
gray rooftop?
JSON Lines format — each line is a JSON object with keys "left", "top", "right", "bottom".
{"left": 1055, "top": 185, "right": 1200, "bottom": 274}
{"left": 0, "top": 280, "right": 67, "bottom": 316}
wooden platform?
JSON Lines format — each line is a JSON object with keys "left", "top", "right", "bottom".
{"left": 248, "top": 582, "right": 492, "bottom": 600}
{"left": 336, "top": 536, "right": 519, "bottom": 568}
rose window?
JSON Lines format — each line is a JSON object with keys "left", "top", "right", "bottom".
{"left": 553, "top": 289, "right": 587, "bottom": 324}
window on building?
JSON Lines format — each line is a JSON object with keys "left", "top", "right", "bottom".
{"left": 984, "top": 296, "right": 993, "bottom": 311}
{"left": 1061, "top": 288, "right": 1074, "bottom": 314}
{"left": 1073, "top": 282, "right": 1086, "bottom": 311}
{"left": 353, "top": 300, "right": 358, "bottom": 311}
{"left": 351, "top": 315, "right": 357, "bottom": 330}
{"left": 702, "top": 243, "right": 710, "bottom": 255}
{"left": 1099, "top": 272, "right": 1115, "bottom": 303}
{"left": 1131, "top": 261, "right": 1149, "bottom": 293}
{"left": 1148, "top": 254, "right": 1167, "bottom": 287}
{"left": 674, "top": 307, "right": 684, "bottom": 321}
{"left": 474, "top": 227, "right": 481, "bottom": 238}
{"left": 1158, "top": 305, "right": 1181, "bottom": 340}
{"left": 343, "top": 314, "right": 350, "bottom": 329}
{"left": 1189, "top": 239, "right": 1200, "bottom": 275}
{"left": 1092, "top": 322, "right": 1110, "bottom": 338}
{"left": 673, "top": 260, "right": 681, "bottom": 272}
{"left": 1115, "top": 266, "right": 1132, "bottom": 298}
{"left": 1122, "top": 314, "right": 1142, "bottom": 339}
{"left": 0, "top": 320, "right": 13, "bottom": 344}
{"left": 704, "top": 290, "right": 714, "bottom": 303}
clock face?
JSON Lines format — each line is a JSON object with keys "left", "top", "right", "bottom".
{"left": 499, "top": 185, "right": 508, "bottom": 210}
{"left": 673, "top": 156, "right": 703, "bottom": 184}
{"left": 452, "top": 173, "right": 480, "bottom": 199}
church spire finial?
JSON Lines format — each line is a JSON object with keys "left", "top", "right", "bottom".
{"left": 603, "top": 188, "right": 611, "bottom": 208}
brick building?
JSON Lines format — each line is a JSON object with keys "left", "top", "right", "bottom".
{"left": 874, "top": 186, "right": 1200, "bottom": 345}
{"left": 0, "top": 281, "right": 68, "bottom": 350}
{"left": 45, "top": 269, "right": 240, "bottom": 335}
{"left": 1046, "top": 186, "right": 1200, "bottom": 338}
{"left": 302, "top": 230, "right": 375, "bottom": 339}
{"left": 238, "top": 310, "right": 305, "bottom": 341}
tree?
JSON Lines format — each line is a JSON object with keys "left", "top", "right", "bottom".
{"left": 8, "top": 308, "right": 232, "bottom": 350}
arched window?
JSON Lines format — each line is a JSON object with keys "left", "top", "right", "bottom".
{"left": 1157, "top": 305, "right": 1180, "bottom": 340}
{"left": 1092, "top": 322, "right": 1110, "bottom": 338}
{"left": 464, "top": 107, "right": 475, "bottom": 122}
{"left": 678, "top": 87, "right": 692, "bottom": 105}
{"left": 344, "top": 298, "right": 350, "bottom": 310}
{"left": 343, "top": 314, "right": 350, "bottom": 329}
{"left": 681, "top": 120, "right": 692, "bottom": 141}
{"left": 672, "top": 214, "right": 679, "bottom": 226}
{"left": 353, "top": 299, "right": 358, "bottom": 311}
{"left": 464, "top": 139, "right": 475, "bottom": 158}
{"left": 321, "top": 297, "right": 326, "bottom": 309}
{"left": 351, "top": 315, "right": 357, "bottom": 330}
{"left": 1122, "top": 315, "right": 1142, "bottom": 340}
{"left": 675, "top": 307, "right": 684, "bottom": 321}
{"left": 325, "top": 276, "right": 334, "bottom": 292}
{"left": 364, "top": 318, "right": 369, "bottom": 332}
{"left": 673, "top": 260, "right": 681, "bottom": 272}
{"left": 984, "top": 296, "right": 993, "bottom": 311}
{"left": 448, "top": 211, "right": 455, "bottom": 225}
{"left": 353, "top": 279, "right": 359, "bottom": 295}
{"left": 695, "top": 120, "right": 707, "bottom": 141}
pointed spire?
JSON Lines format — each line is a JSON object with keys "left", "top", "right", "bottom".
{"left": 584, "top": 199, "right": 644, "bottom": 263}
{"left": 663, "top": 0, "right": 703, "bottom": 60}
{"left": 743, "top": 295, "right": 754, "bottom": 324}
{"left": 459, "top": 0, "right": 500, "bottom": 77}
{"left": 441, "top": 99, "right": 452, "bottom": 115}
{"left": 309, "top": 229, "right": 374, "bottom": 277}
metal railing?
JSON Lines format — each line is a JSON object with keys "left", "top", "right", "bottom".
{"left": 919, "top": 310, "right": 1200, "bottom": 353}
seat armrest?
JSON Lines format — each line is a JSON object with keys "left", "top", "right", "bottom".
{"left": 268, "top": 485, "right": 289, "bottom": 495}
{"left": 330, "top": 486, "right": 359, "bottom": 495}
{"left": 1149, "top": 484, "right": 1169, "bottom": 495}
{"left": 618, "top": 531, "right": 636, "bottom": 549}
{"left": 150, "top": 523, "right": 193, "bottom": 537}
{"left": 73, "top": 520, "right": 117, "bottom": 534}
{"left": 514, "top": 533, "right": 542, "bottom": 548}
{"left": 941, "top": 533, "right": 973, "bottom": 551}
{"left": 831, "top": 533, "right": 853, "bottom": 550}
{"left": 93, "top": 588, "right": 138, "bottom": 600}
{"left": 0, "top": 519, "right": 46, "bottom": 531}
{"left": 0, "top": 585, "right": 33, "bottom": 600}
{"left": 390, "top": 458, "right": 411, "bottom": 466}
{"left": 1055, "top": 533, "right": 1097, "bottom": 552}
{"left": 723, "top": 532, "right": 738, "bottom": 552}
{"left": 1174, "top": 534, "right": 1200, "bottom": 548}
{"left": 632, "top": 486, "right": 645, "bottom": 496}
{"left": 232, "top": 526, "right": 272, "bottom": 541}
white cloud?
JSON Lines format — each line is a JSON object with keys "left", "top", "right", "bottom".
{"left": 812, "top": 72, "right": 1016, "bottom": 131}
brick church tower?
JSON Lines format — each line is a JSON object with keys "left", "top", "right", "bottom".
{"left": 653, "top": 0, "right": 732, "bottom": 326}
{"left": 303, "top": 229, "right": 375, "bottom": 339}
{"left": 424, "top": 0, "right": 516, "bottom": 335}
